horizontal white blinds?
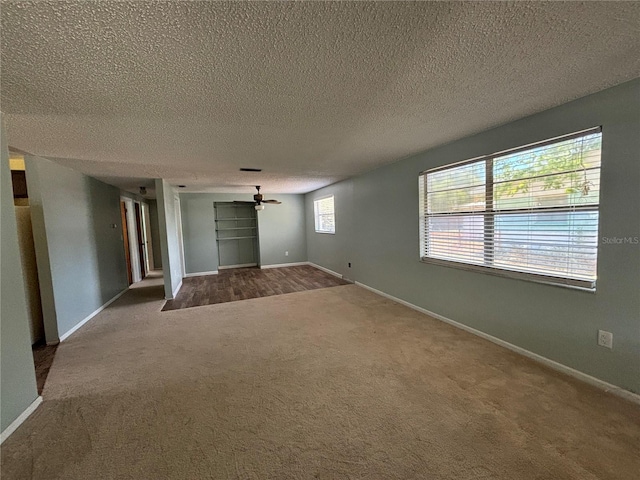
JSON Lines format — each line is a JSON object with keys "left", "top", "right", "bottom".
{"left": 420, "top": 128, "right": 602, "bottom": 289}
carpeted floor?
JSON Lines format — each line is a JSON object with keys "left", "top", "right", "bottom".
{"left": 31, "top": 342, "right": 58, "bottom": 394}
{"left": 2, "top": 272, "right": 639, "bottom": 479}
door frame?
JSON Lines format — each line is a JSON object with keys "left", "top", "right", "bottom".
{"left": 120, "top": 201, "right": 133, "bottom": 285}
{"left": 134, "top": 202, "right": 147, "bottom": 280}
{"left": 121, "top": 196, "right": 142, "bottom": 283}
{"left": 174, "top": 194, "right": 186, "bottom": 277}
{"left": 141, "top": 202, "right": 154, "bottom": 271}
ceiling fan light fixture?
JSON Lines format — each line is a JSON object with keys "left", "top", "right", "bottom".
{"left": 255, "top": 204, "right": 265, "bottom": 211}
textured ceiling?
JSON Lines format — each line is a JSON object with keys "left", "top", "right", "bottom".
{"left": 1, "top": 1, "right": 639, "bottom": 195}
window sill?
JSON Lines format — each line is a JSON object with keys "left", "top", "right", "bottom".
{"left": 420, "top": 257, "right": 596, "bottom": 293}
{"left": 315, "top": 231, "right": 335, "bottom": 235}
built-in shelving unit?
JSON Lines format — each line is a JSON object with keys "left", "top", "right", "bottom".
{"left": 214, "top": 202, "right": 259, "bottom": 268}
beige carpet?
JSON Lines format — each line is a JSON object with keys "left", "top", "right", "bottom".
{"left": 2, "top": 273, "right": 639, "bottom": 479}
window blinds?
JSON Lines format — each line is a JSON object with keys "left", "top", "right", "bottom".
{"left": 419, "top": 127, "right": 602, "bottom": 289}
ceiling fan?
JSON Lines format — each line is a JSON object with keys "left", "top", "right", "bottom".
{"left": 234, "top": 186, "right": 281, "bottom": 211}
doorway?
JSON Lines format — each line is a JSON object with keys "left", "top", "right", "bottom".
{"left": 120, "top": 201, "right": 133, "bottom": 285}
{"left": 120, "top": 197, "right": 145, "bottom": 283}
{"left": 214, "top": 203, "right": 259, "bottom": 269}
{"left": 10, "top": 154, "right": 45, "bottom": 344}
{"left": 141, "top": 202, "right": 154, "bottom": 271}
{"left": 134, "top": 203, "right": 146, "bottom": 280}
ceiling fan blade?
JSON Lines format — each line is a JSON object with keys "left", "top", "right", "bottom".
{"left": 233, "top": 201, "right": 255, "bottom": 205}
{"left": 262, "top": 200, "right": 281, "bottom": 204}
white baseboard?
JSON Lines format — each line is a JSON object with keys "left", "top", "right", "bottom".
{"left": 184, "top": 270, "right": 218, "bottom": 278}
{"left": 59, "top": 288, "right": 129, "bottom": 342}
{"left": 219, "top": 263, "right": 257, "bottom": 270}
{"left": 260, "top": 262, "right": 308, "bottom": 269}
{"left": 307, "top": 262, "right": 343, "bottom": 279}
{"left": 171, "top": 279, "right": 183, "bottom": 299}
{"left": 355, "top": 281, "right": 640, "bottom": 405}
{"left": 0, "top": 396, "right": 43, "bottom": 444}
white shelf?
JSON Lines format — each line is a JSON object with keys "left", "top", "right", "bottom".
{"left": 215, "top": 218, "right": 256, "bottom": 221}
{"left": 216, "top": 236, "right": 257, "bottom": 240}
{"left": 216, "top": 227, "right": 257, "bottom": 231}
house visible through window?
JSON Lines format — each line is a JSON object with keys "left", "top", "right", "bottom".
{"left": 314, "top": 195, "right": 335, "bottom": 234}
{"left": 419, "top": 127, "right": 602, "bottom": 290}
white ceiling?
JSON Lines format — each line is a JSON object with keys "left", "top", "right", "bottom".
{"left": 1, "top": 1, "right": 639, "bottom": 195}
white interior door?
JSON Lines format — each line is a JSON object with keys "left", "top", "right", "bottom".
{"left": 122, "top": 197, "right": 142, "bottom": 283}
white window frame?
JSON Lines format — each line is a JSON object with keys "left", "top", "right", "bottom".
{"left": 419, "top": 127, "right": 602, "bottom": 291}
{"left": 314, "top": 195, "right": 335, "bottom": 234}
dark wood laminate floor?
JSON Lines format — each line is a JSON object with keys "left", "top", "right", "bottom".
{"left": 162, "top": 265, "right": 350, "bottom": 311}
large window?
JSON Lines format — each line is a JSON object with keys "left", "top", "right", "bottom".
{"left": 419, "top": 128, "right": 602, "bottom": 290}
{"left": 314, "top": 195, "right": 335, "bottom": 234}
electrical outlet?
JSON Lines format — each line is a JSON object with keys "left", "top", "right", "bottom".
{"left": 285, "top": 251, "right": 288, "bottom": 256}
{"left": 348, "top": 262, "right": 351, "bottom": 268}
{"left": 597, "top": 330, "right": 613, "bottom": 349}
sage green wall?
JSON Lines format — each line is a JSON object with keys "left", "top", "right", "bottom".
{"left": 180, "top": 193, "right": 307, "bottom": 274}
{"left": 25, "top": 156, "right": 129, "bottom": 339}
{"left": 256, "top": 194, "right": 307, "bottom": 266}
{"left": 24, "top": 156, "right": 58, "bottom": 344}
{"left": 155, "top": 179, "right": 183, "bottom": 299}
{"left": 148, "top": 199, "right": 163, "bottom": 269}
{"left": 180, "top": 193, "right": 224, "bottom": 273}
{"left": 306, "top": 79, "right": 640, "bottom": 394}
{"left": 1, "top": 115, "right": 39, "bottom": 432}
{"left": 305, "top": 181, "right": 355, "bottom": 280}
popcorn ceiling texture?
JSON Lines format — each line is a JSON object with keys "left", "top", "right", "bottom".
{"left": 1, "top": 1, "right": 639, "bottom": 193}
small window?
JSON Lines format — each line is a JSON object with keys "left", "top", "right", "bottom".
{"left": 314, "top": 195, "right": 335, "bottom": 234}
{"left": 419, "top": 127, "right": 602, "bottom": 290}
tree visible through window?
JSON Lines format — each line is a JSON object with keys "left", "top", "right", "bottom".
{"left": 419, "top": 128, "right": 602, "bottom": 289}
{"left": 314, "top": 195, "right": 335, "bottom": 234}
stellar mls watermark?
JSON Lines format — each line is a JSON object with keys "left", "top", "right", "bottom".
{"left": 601, "top": 236, "right": 639, "bottom": 245}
